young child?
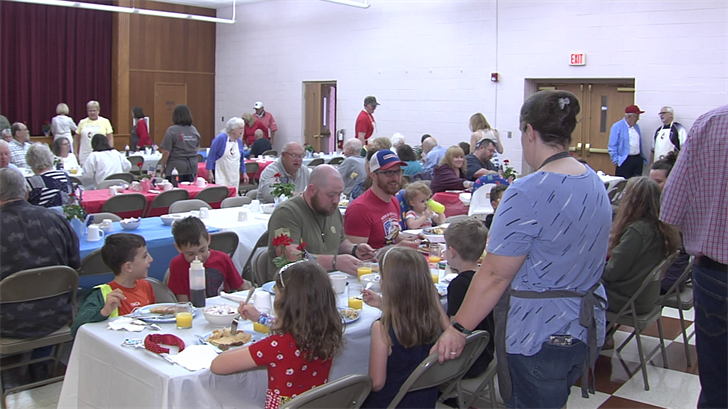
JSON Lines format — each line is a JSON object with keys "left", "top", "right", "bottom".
{"left": 210, "top": 261, "right": 344, "bottom": 409}
{"left": 403, "top": 181, "right": 446, "bottom": 229}
{"left": 168, "top": 216, "right": 250, "bottom": 301}
{"left": 361, "top": 247, "right": 443, "bottom": 408}
{"left": 484, "top": 184, "right": 507, "bottom": 230}
{"left": 443, "top": 219, "right": 495, "bottom": 379}
{"left": 72, "top": 233, "right": 155, "bottom": 336}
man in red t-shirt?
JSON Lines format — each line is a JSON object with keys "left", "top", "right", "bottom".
{"left": 355, "top": 96, "right": 379, "bottom": 146}
{"left": 344, "top": 149, "right": 424, "bottom": 250}
{"left": 254, "top": 101, "right": 278, "bottom": 146}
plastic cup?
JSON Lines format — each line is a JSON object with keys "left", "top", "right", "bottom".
{"left": 330, "top": 273, "right": 347, "bottom": 294}
{"left": 357, "top": 261, "right": 372, "bottom": 282}
{"left": 348, "top": 283, "right": 363, "bottom": 309}
{"left": 175, "top": 302, "right": 193, "bottom": 329}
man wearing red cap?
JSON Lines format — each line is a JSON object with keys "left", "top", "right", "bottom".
{"left": 608, "top": 104, "right": 647, "bottom": 178}
{"left": 355, "top": 96, "right": 379, "bottom": 146}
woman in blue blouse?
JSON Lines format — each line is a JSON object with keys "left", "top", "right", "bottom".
{"left": 433, "top": 90, "right": 612, "bottom": 408}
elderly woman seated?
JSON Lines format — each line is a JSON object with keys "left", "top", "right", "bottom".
{"left": 52, "top": 137, "right": 79, "bottom": 170}
{"left": 25, "top": 143, "right": 72, "bottom": 207}
{"left": 82, "top": 134, "right": 131, "bottom": 189}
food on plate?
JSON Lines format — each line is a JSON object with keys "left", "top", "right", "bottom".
{"left": 338, "top": 200, "right": 349, "bottom": 208}
{"left": 149, "top": 305, "right": 175, "bottom": 315}
{"left": 204, "top": 305, "right": 237, "bottom": 315}
{"left": 339, "top": 308, "right": 360, "bottom": 321}
{"left": 206, "top": 328, "right": 253, "bottom": 350}
{"left": 424, "top": 226, "right": 447, "bottom": 235}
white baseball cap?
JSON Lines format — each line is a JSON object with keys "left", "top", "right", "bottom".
{"left": 253, "top": 101, "right": 264, "bottom": 109}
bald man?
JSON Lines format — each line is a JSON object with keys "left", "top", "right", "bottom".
{"left": 265, "top": 165, "right": 376, "bottom": 280}
{"left": 338, "top": 138, "right": 366, "bottom": 196}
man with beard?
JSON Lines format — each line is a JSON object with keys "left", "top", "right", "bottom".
{"left": 345, "top": 150, "right": 424, "bottom": 250}
{"left": 266, "top": 165, "right": 376, "bottom": 279}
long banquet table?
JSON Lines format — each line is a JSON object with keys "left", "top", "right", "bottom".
{"left": 58, "top": 286, "right": 379, "bottom": 408}
{"left": 81, "top": 183, "right": 235, "bottom": 214}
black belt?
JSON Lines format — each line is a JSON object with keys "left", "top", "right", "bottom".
{"left": 696, "top": 256, "right": 728, "bottom": 273}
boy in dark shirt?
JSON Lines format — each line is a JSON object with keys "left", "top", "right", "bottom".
{"left": 444, "top": 218, "right": 495, "bottom": 378}
{"left": 484, "top": 184, "right": 507, "bottom": 230}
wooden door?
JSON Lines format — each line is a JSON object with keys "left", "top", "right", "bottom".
{"left": 154, "top": 83, "right": 187, "bottom": 145}
{"left": 303, "top": 81, "right": 336, "bottom": 152}
{"left": 537, "top": 82, "right": 634, "bottom": 174}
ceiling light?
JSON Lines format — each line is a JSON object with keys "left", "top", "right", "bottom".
{"left": 10, "top": 0, "right": 237, "bottom": 24}
{"left": 321, "top": 0, "right": 370, "bottom": 9}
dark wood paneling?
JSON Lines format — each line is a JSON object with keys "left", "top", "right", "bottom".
{"left": 112, "top": 0, "right": 215, "bottom": 149}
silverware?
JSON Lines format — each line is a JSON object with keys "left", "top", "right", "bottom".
{"left": 232, "top": 285, "right": 256, "bottom": 335}
{"left": 196, "top": 334, "right": 222, "bottom": 354}
{"left": 130, "top": 319, "right": 162, "bottom": 331}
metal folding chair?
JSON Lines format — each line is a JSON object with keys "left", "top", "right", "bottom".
{"left": 144, "top": 189, "right": 190, "bottom": 217}
{"left": 209, "top": 231, "right": 240, "bottom": 258}
{"left": 101, "top": 193, "right": 147, "bottom": 218}
{"left": 280, "top": 374, "right": 372, "bottom": 409}
{"left": 195, "top": 186, "right": 231, "bottom": 207}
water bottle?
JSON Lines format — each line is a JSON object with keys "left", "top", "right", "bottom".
{"left": 427, "top": 199, "right": 445, "bottom": 214}
{"left": 189, "top": 256, "right": 206, "bottom": 308}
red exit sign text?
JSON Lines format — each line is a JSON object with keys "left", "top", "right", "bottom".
{"left": 570, "top": 53, "right": 586, "bottom": 66}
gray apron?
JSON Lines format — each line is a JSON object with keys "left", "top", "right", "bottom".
{"left": 494, "top": 282, "right": 606, "bottom": 401}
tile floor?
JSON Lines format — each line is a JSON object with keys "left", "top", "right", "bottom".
{"left": 2, "top": 307, "right": 701, "bottom": 409}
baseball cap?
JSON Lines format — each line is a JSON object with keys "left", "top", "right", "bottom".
{"left": 370, "top": 149, "right": 407, "bottom": 172}
{"left": 364, "top": 96, "right": 380, "bottom": 106}
{"left": 253, "top": 101, "right": 264, "bottom": 109}
{"left": 625, "top": 105, "right": 644, "bottom": 114}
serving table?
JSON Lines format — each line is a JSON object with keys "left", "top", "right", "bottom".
{"left": 58, "top": 286, "right": 379, "bottom": 408}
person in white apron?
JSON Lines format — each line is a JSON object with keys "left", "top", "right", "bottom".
{"left": 206, "top": 117, "right": 249, "bottom": 195}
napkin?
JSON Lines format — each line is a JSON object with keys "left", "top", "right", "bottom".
{"left": 220, "top": 290, "right": 256, "bottom": 304}
{"left": 167, "top": 345, "right": 219, "bottom": 371}
{"left": 108, "top": 317, "right": 146, "bottom": 332}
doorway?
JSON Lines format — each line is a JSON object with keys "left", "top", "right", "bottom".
{"left": 534, "top": 81, "right": 635, "bottom": 174}
{"left": 303, "top": 81, "right": 337, "bottom": 153}
{"left": 154, "top": 83, "right": 187, "bottom": 145}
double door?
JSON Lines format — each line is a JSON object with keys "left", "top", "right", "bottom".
{"left": 536, "top": 82, "right": 635, "bottom": 174}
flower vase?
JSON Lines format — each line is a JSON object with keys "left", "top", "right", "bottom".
{"left": 306, "top": 151, "right": 313, "bottom": 158}
{"left": 70, "top": 217, "right": 86, "bottom": 238}
{"left": 274, "top": 195, "right": 287, "bottom": 207}
{"left": 140, "top": 178, "right": 152, "bottom": 193}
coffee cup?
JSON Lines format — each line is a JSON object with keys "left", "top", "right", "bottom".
{"left": 196, "top": 178, "right": 207, "bottom": 188}
{"left": 238, "top": 210, "right": 248, "bottom": 222}
{"left": 250, "top": 200, "right": 261, "bottom": 212}
{"left": 108, "top": 186, "right": 118, "bottom": 196}
{"left": 87, "top": 225, "right": 105, "bottom": 242}
{"left": 200, "top": 207, "right": 210, "bottom": 219}
{"left": 330, "top": 273, "right": 347, "bottom": 294}
{"left": 254, "top": 292, "right": 272, "bottom": 315}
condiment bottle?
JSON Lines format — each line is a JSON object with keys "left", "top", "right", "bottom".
{"left": 170, "top": 167, "right": 179, "bottom": 187}
{"left": 189, "top": 256, "right": 206, "bottom": 307}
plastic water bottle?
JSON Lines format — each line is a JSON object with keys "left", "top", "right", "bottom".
{"left": 427, "top": 199, "right": 445, "bottom": 214}
{"left": 189, "top": 256, "right": 206, "bottom": 308}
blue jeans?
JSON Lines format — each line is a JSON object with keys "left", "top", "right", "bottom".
{"left": 693, "top": 263, "right": 728, "bottom": 408}
{"left": 506, "top": 340, "right": 587, "bottom": 409}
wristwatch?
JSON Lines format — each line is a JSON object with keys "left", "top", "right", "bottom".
{"left": 451, "top": 321, "right": 473, "bottom": 336}
{"left": 351, "top": 244, "right": 360, "bottom": 257}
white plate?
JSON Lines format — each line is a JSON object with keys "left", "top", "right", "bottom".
{"left": 435, "top": 283, "right": 448, "bottom": 297}
{"left": 262, "top": 281, "right": 276, "bottom": 294}
{"left": 130, "top": 303, "right": 198, "bottom": 323}
{"left": 199, "top": 330, "right": 258, "bottom": 350}
{"left": 338, "top": 307, "right": 361, "bottom": 324}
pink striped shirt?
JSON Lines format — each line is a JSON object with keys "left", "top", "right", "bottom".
{"left": 660, "top": 104, "right": 728, "bottom": 264}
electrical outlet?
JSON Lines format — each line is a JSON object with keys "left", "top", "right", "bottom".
{"left": 507, "top": 131, "right": 512, "bottom": 138}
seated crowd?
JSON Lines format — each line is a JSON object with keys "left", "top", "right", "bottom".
{"left": 0, "top": 93, "right": 696, "bottom": 409}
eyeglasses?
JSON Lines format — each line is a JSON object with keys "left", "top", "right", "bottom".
{"left": 658, "top": 112, "right": 670, "bottom": 115}
{"left": 283, "top": 152, "right": 304, "bottom": 160}
{"left": 277, "top": 259, "right": 307, "bottom": 288}
{"left": 375, "top": 169, "right": 403, "bottom": 177}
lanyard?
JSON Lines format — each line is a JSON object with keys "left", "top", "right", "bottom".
{"left": 538, "top": 151, "right": 571, "bottom": 170}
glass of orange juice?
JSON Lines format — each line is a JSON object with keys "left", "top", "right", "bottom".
{"left": 429, "top": 244, "right": 443, "bottom": 283}
{"left": 175, "top": 302, "right": 193, "bottom": 329}
{"left": 253, "top": 322, "right": 270, "bottom": 334}
{"left": 348, "top": 283, "right": 363, "bottom": 309}
{"left": 357, "top": 261, "right": 373, "bottom": 282}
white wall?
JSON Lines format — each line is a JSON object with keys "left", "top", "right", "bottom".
{"left": 215, "top": 0, "right": 728, "bottom": 172}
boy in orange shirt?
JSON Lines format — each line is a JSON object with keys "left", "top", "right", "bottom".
{"left": 72, "top": 233, "right": 155, "bottom": 336}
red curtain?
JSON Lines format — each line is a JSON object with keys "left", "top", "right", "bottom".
{"left": 0, "top": 1, "right": 112, "bottom": 135}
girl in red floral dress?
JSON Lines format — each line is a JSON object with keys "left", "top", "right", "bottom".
{"left": 210, "top": 261, "right": 344, "bottom": 409}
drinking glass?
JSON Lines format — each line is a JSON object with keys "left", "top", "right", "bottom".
{"left": 429, "top": 244, "right": 443, "bottom": 283}
{"left": 348, "top": 283, "right": 363, "bottom": 310}
{"left": 175, "top": 302, "right": 193, "bottom": 330}
{"left": 357, "top": 260, "right": 373, "bottom": 282}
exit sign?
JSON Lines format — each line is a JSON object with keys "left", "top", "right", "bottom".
{"left": 570, "top": 53, "right": 586, "bottom": 65}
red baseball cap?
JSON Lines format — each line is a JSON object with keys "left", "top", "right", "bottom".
{"left": 625, "top": 105, "right": 645, "bottom": 114}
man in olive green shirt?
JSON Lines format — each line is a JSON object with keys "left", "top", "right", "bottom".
{"left": 266, "top": 165, "right": 376, "bottom": 281}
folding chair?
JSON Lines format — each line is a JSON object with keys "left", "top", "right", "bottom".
{"left": 144, "top": 189, "right": 189, "bottom": 217}
{"left": 195, "top": 185, "right": 231, "bottom": 207}
{"left": 168, "top": 199, "right": 209, "bottom": 214}
{"left": 221, "top": 196, "right": 252, "bottom": 208}
{"left": 242, "top": 231, "right": 269, "bottom": 284}
{"left": 253, "top": 250, "right": 271, "bottom": 286}
{"left": 209, "top": 231, "right": 240, "bottom": 258}
{"left": 261, "top": 150, "right": 277, "bottom": 157}
{"left": 656, "top": 256, "right": 695, "bottom": 366}
{"left": 88, "top": 212, "right": 122, "bottom": 223}
{"left": 104, "top": 172, "right": 135, "bottom": 183}
{"left": 388, "top": 331, "right": 490, "bottom": 409}
{"left": 307, "top": 158, "right": 325, "bottom": 168}
{"left": 245, "top": 189, "right": 258, "bottom": 200}
{"left": 327, "top": 156, "right": 344, "bottom": 166}
{"left": 77, "top": 249, "right": 113, "bottom": 277}
{"left": 197, "top": 153, "right": 205, "bottom": 163}
{"left": 0, "top": 266, "right": 78, "bottom": 408}
{"left": 126, "top": 155, "right": 145, "bottom": 176}
{"left": 239, "top": 162, "right": 259, "bottom": 194}
{"left": 101, "top": 193, "right": 147, "bottom": 218}
{"left": 605, "top": 251, "right": 679, "bottom": 391}
{"left": 69, "top": 176, "right": 83, "bottom": 187}
{"left": 96, "top": 179, "right": 128, "bottom": 190}
{"left": 280, "top": 374, "right": 373, "bottom": 409}
{"left": 143, "top": 277, "right": 177, "bottom": 303}
{"left": 439, "top": 358, "right": 499, "bottom": 409}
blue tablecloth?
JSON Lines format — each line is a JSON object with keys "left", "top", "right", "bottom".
{"left": 78, "top": 217, "right": 219, "bottom": 288}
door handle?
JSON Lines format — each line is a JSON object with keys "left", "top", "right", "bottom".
{"left": 585, "top": 143, "right": 591, "bottom": 156}
{"left": 585, "top": 144, "right": 609, "bottom": 155}
{"left": 569, "top": 142, "right": 583, "bottom": 153}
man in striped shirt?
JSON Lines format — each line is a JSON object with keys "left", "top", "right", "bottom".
{"left": 660, "top": 104, "right": 728, "bottom": 409}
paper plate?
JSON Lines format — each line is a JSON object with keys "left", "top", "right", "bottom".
{"left": 130, "top": 303, "right": 198, "bottom": 323}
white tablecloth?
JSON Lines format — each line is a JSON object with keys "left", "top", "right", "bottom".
{"left": 130, "top": 152, "right": 163, "bottom": 172}
{"left": 598, "top": 173, "right": 624, "bottom": 190}
{"left": 58, "top": 290, "right": 379, "bottom": 408}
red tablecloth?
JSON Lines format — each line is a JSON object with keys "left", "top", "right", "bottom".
{"left": 431, "top": 191, "right": 469, "bottom": 218}
{"left": 82, "top": 184, "right": 235, "bottom": 215}
{"left": 196, "top": 160, "right": 274, "bottom": 181}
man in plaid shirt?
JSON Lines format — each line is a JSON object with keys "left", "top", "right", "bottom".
{"left": 9, "top": 122, "right": 31, "bottom": 168}
{"left": 660, "top": 104, "right": 728, "bottom": 409}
